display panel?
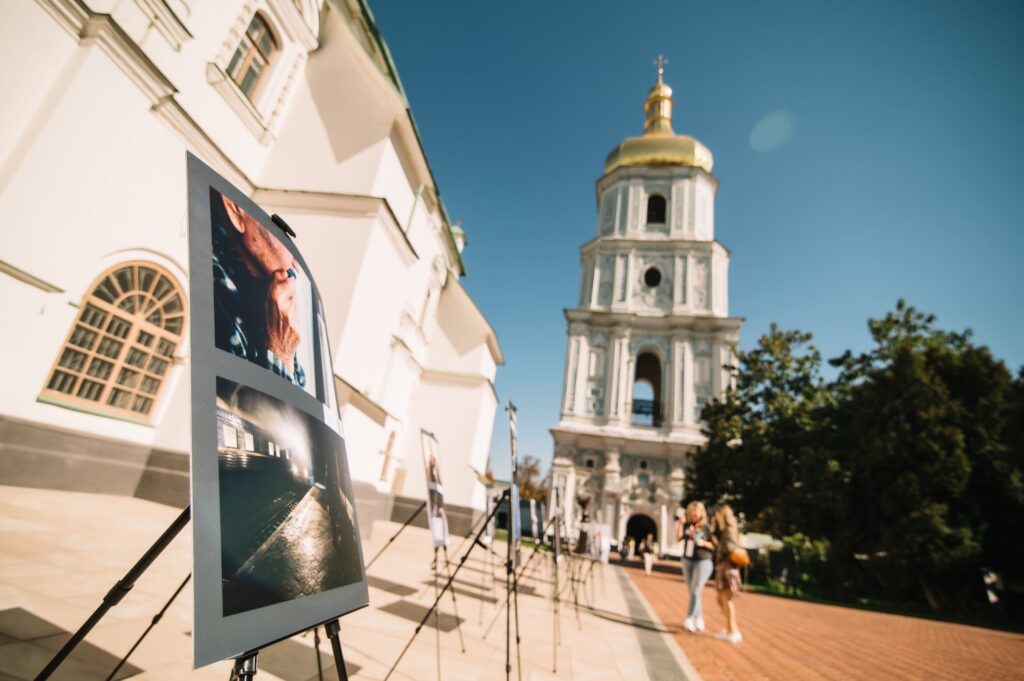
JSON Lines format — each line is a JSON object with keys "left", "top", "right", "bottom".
{"left": 187, "top": 153, "right": 368, "bottom": 667}
{"left": 420, "top": 430, "right": 450, "bottom": 548}
{"left": 508, "top": 403, "right": 521, "bottom": 569}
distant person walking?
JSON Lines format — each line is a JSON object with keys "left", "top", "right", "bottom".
{"left": 641, "top": 533, "right": 658, "bottom": 575}
{"left": 676, "top": 501, "right": 714, "bottom": 632}
{"left": 711, "top": 504, "right": 743, "bottom": 643}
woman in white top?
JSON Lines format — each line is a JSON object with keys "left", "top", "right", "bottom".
{"left": 675, "top": 501, "right": 715, "bottom": 632}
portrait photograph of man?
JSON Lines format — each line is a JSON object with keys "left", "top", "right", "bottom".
{"left": 210, "top": 188, "right": 317, "bottom": 397}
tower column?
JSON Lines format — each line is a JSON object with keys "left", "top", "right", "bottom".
{"left": 682, "top": 339, "right": 694, "bottom": 424}
{"left": 671, "top": 337, "right": 685, "bottom": 425}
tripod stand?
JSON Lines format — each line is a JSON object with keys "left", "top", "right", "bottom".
{"left": 383, "top": 489, "right": 509, "bottom": 681}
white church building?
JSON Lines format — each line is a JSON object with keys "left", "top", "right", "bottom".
{"left": 0, "top": 0, "right": 502, "bottom": 536}
{"left": 550, "top": 64, "right": 743, "bottom": 555}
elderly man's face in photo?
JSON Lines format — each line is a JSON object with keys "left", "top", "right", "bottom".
{"left": 221, "top": 195, "right": 296, "bottom": 277}
{"left": 218, "top": 194, "right": 304, "bottom": 369}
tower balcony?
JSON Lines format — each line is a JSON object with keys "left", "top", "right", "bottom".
{"left": 630, "top": 399, "right": 663, "bottom": 428}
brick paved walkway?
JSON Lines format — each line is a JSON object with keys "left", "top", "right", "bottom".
{"left": 625, "top": 560, "right": 1024, "bottom": 681}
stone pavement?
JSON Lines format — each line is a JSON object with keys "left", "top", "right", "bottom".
{"left": 0, "top": 486, "right": 689, "bottom": 680}
{"left": 224, "top": 486, "right": 360, "bottom": 617}
{"left": 625, "top": 559, "right": 1024, "bottom": 681}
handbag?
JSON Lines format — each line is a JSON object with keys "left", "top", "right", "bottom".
{"left": 729, "top": 547, "right": 750, "bottom": 568}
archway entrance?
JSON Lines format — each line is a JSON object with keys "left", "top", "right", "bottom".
{"left": 632, "top": 352, "right": 663, "bottom": 426}
{"left": 624, "top": 513, "right": 658, "bottom": 550}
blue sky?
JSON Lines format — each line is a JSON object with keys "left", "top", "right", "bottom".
{"left": 370, "top": 1, "right": 1024, "bottom": 480}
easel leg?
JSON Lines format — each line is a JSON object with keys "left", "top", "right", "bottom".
{"left": 314, "top": 627, "right": 324, "bottom": 681}
{"left": 505, "top": 557, "right": 512, "bottom": 681}
{"left": 571, "top": 556, "right": 582, "bottom": 628}
{"left": 33, "top": 505, "right": 190, "bottom": 681}
{"left": 433, "top": 548, "right": 441, "bottom": 681}
{"left": 442, "top": 546, "right": 466, "bottom": 653}
{"left": 105, "top": 573, "right": 191, "bottom": 681}
{"left": 382, "top": 497, "right": 504, "bottom": 681}
{"left": 478, "top": 544, "right": 487, "bottom": 624}
{"left": 324, "top": 620, "right": 350, "bottom": 681}
{"left": 230, "top": 652, "right": 258, "bottom": 680}
{"left": 513, "top": 571, "right": 522, "bottom": 681}
{"left": 552, "top": 522, "right": 560, "bottom": 673}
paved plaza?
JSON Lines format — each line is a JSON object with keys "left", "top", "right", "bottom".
{"left": 0, "top": 486, "right": 690, "bottom": 680}
{"left": 3, "top": 485, "right": 1023, "bottom": 680}
{"left": 625, "top": 559, "right": 1024, "bottom": 680}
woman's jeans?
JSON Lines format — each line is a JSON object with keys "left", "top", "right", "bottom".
{"left": 682, "top": 557, "right": 714, "bottom": 620}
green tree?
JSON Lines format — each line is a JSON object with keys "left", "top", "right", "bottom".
{"left": 691, "top": 324, "right": 832, "bottom": 536}
{"left": 694, "top": 300, "right": 1024, "bottom": 614}
{"left": 827, "top": 300, "right": 1018, "bottom": 610}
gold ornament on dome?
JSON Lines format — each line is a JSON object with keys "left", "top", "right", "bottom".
{"left": 604, "top": 55, "right": 715, "bottom": 174}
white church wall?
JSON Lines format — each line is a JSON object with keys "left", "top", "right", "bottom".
{"left": 0, "top": 1, "right": 504, "bottom": 525}
{"left": 401, "top": 376, "right": 496, "bottom": 511}
{"left": 694, "top": 175, "right": 715, "bottom": 241}
{"left": 332, "top": 225, "right": 413, "bottom": 404}
{"left": 338, "top": 400, "right": 387, "bottom": 489}
{"left": 254, "top": 7, "right": 394, "bottom": 195}
{"left": 0, "top": 4, "right": 77, "bottom": 168}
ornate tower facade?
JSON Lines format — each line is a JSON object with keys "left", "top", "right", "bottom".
{"left": 550, "top": 64, "right": 743, "bottom": 555}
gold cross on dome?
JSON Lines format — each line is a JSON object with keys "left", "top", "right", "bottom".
{"left": 654, "top": 54, "right": 669, "bottom": 82}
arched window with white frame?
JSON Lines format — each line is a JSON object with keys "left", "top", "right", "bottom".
{"left": 41, "top": 262, "right": 187, "bottom": 422}
{"left": 226, "top": 13, "right": 279, "bottom": 100}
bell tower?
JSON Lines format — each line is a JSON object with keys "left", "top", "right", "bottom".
{"left": 550, "top": 58, "right": 743, "bottom": 554}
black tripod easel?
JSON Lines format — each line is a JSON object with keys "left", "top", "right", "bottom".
{"left": 382, "top": 489, "right": 509, "bottom": 681}
{"left": 33, "top": 500, "right": 355, "bottom": 681}
{"left": 483, "top": 513, "right": 559, "bottom": 639}
{"left": 364, "top": 500, "right": 426, "bottom": 570}
{"left": 551, "top": 513, "right": 562, "bottom": 674}
{"left": 33, "top": 506, "right": 191, "bottom": 681}
{"left": 229, "top": 618, "right": 350, "bottom": 681}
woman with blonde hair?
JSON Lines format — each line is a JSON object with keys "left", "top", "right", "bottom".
{"left": 711, "top": 504, "right": 743, "bottom": 643}
{"left": 675, "top": 501, "right": 714, "bottom": 632}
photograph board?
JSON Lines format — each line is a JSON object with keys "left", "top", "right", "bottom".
{"left": 187, "top": 153, "right": 368, "bottom": 667}
{"left": 420, "top": 430, "right": 450, "bottom": 548}
{"left": 508, "top": 403, "right": 521, "bottom": 569}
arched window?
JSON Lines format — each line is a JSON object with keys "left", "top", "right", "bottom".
{"left": 42, "top": 263, "right": 186, "bottom": 422}
{"left": 646, "top": 194, "right": 666, "bottom": 224}
{"left": 226, "top": 14, "right": 278, "bottom": 100}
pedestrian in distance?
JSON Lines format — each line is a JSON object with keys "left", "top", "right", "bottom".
{"left": 642, "top": 532, "right": 658, "bottom": 575}
{"left": 711, "top": 504, "right": 743, "bottom": 643}
{"left": 676, "top": 501, "right": 714, "bottom": 633}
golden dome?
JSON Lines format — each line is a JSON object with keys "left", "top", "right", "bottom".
{"left": 604, "top": 65, "right": 714, "bottom": 175}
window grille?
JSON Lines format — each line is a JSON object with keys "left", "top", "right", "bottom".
{"left": 42, "top": 263, "right": 186, "bottom": 422}
{"left": 226, "top": 14, "right": 278, "bottom": 100}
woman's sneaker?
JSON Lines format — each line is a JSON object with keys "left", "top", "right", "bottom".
{"left": 683, "top": 617, "right": 696, "bottom": 632}
{"left": 714, "top": 630, "right": 742, "bottom": 644}
{"left": 695, "top": 617, "right": 705, "bottom": 632}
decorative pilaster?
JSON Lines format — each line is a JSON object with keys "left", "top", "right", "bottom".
{"left": 604, "top": 450, "right": 621, "bottom": 493}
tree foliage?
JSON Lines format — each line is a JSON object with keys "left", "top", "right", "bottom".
{"left": 517, "top": 455, "right": 548, "bottom": 501}
{"left": 689, "top": 300, "right": 1024, "bottom": 614}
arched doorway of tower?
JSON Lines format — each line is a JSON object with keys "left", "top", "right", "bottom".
{"left": 632, "top": 352, "right": 663, "bottom": 427}
{"left": 624, "top": 513, "right": 658, "bottom": 556}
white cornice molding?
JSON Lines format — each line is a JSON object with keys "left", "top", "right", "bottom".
{"left": 251, "top": 188, "right": 419, "bottom": 266}
{"left": 39, "top": 0, "right": 178, "bottom": 104}
{"left": 132, "top": 0, "right": 193, "bottom": 50}
{"left": 565, "top": 308, "right": 745, "bottom": 332}
{"left": 267, "top": 0, "right": 320, "bottom": 51}
{"left": 421, "top": 368, "right": 498, "bottom": 403}
{"left": 204, "top": 62, "right": 270, "bottom": 141}
{"left": 151, "top": 95, "right": 253, "bottom": 192}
